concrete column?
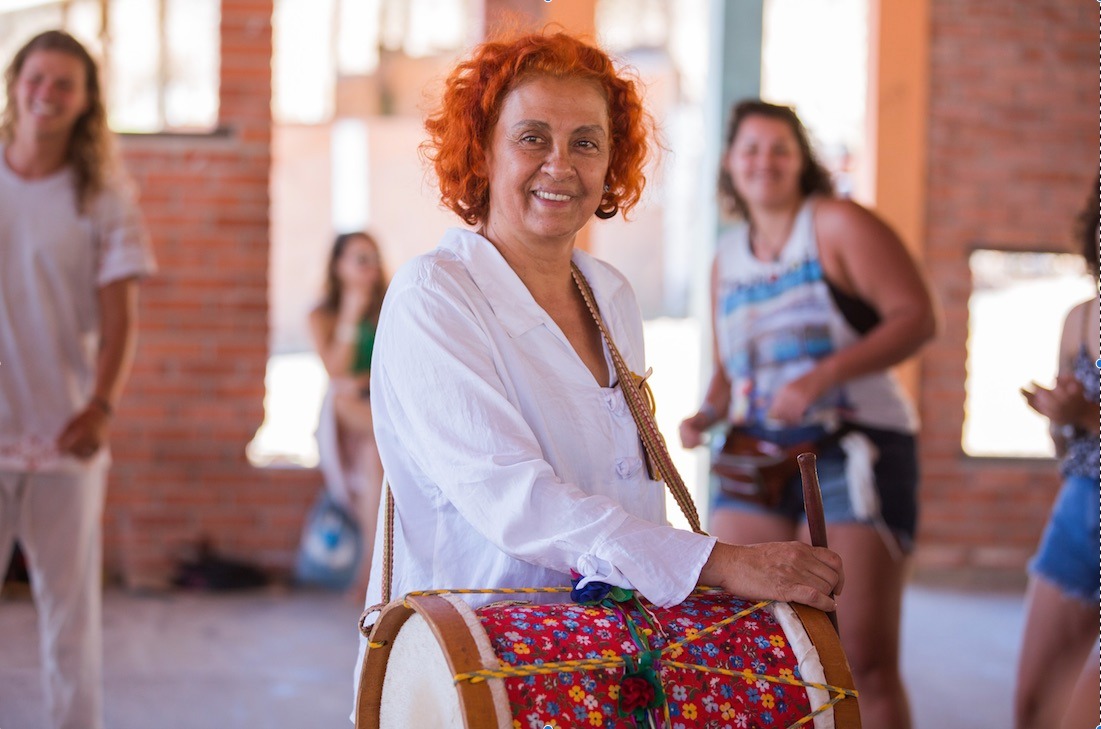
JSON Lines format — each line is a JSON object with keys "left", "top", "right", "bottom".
{"left": 691, "top": 0, "right": 763, "bottom": 345}
{"left": 684, "top": 0, "right": 764, "bottom": 511}
{"left": 865, "top": 0, "right": 931, "bottom": 401}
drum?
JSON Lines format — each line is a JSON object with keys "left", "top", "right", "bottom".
{"left": 356, "top": 589, "right": 859, "bottom": 729}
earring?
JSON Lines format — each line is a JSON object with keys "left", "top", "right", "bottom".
{"left": 595, "top": 199, "right": 618, "bottom": 220}
{"left": 596, "top": 183, "right": 617, "bottom": 219}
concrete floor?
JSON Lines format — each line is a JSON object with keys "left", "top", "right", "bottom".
{"left": 0, "top": 580, "right": 1024, "bottom": 729}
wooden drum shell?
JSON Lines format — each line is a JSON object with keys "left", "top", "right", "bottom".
{"left": 356, "top": 593, "right": 860, "bottom": 729}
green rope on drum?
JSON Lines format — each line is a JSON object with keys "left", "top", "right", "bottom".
{"left": 573, "top": 581, "right": 666, "bottom": 726}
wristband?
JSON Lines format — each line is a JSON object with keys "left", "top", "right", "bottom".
{"left": 1058, "top": 423, "right": 1083, "bottom": 440}
{"left": 90, "top": 396, "right": 114, "bottom": 417}
{"left": 698, "top": 403, "right": 718, "bottom": 423}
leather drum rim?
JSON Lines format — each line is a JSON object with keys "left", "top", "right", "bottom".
{"left": 790, "top": 603, "right": 862, "bottom": 729}
{"left": 359, "top": 597, "right": 859, "bottom": 729}
{"left": 355, "top": 595, "right": 501, "bottom": 729}
{"left": 355, "top": 600, "right": 413, "bottom": 729}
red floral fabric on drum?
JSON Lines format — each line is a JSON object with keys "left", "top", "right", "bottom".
{"left": 477, "top": 592, "right": 814, "bottom": 729}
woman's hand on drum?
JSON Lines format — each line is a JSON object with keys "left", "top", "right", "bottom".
{"left": 698, "top": 541, "right": 844, "bottom": 613}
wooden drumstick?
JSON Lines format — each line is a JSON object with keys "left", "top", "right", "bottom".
{"left": 797, "top": 452, "right": 839, "bottom": 633}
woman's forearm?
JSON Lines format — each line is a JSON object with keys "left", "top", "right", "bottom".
{"left": 94, "top": 278, "right": 140, "bottom": 408}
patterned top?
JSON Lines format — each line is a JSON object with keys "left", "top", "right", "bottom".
{"left": 713, "top": 197, "right": 917, "bottom": 434}
{"left": 1062, "top": 346, "right": 1100, "bottom": 480}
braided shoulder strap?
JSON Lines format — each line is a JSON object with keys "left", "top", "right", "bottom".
{"left": 361, "top": 263, "right": 709, "bottom": 631}
{"left": 571, "top": 263, "right": 707, "bottom": 535}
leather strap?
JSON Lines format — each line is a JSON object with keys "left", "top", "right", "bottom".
{"left": 360, "top": 477, "right": 394, "bottom": 628}
{"left": 365, "top": 262, "right": 709, "bottom": 623}
{"left": 571, "top": 263, "right": 706, "bottom": 535}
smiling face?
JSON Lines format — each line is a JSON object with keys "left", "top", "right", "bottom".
{"left": 725, "top": 114, "right": 805, "bottom": 211}
{"left": 482, "top": 75, "right": 611, "bottom": 250}
{"left": 12, "top": 49, "right": 90, "bottom": 143}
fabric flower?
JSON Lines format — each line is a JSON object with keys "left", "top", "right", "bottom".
{"left": 619, "top": 676, "right": 657, "bottom": 713}
{"left": 570, "top": 579, "right": 612, "bottom": 604}
{"left": 569, "top": 571, "right": 633, "bottom": 605}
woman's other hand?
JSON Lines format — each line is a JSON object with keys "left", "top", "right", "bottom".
{"left": 679, "top": 410, "right": 715, "bottom": 448}
{"left": 56, "top": 403, "right": 111, "bottom": 460}
{"left": 698, "top": 540, "right": 844, "bottom": 613}
{"left": 339, "top": 286, "right": 371, "bottom": 321}
{"left": 680, "top": 365, "right": 731, "bottom": 448}
{"left": 1021, "top": 374, "right": 1088, "bottom": 425}
{"left": 766, "top": 370, "right": 826, "bottom": 425}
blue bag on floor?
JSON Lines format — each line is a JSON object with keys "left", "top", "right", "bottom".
{"left": 294, "top": 489, "right": 362, "bottom": 590}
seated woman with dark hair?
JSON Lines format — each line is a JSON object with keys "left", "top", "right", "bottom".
{"left": 308, "top": 231, "right": 388, "bottom": 591}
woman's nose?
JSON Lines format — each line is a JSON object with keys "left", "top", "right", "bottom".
{"left": 34, "top": 82, "right": 58, "bottom": 102}
{"left": 542, "top": 144, "right": 574, "bottom": 179}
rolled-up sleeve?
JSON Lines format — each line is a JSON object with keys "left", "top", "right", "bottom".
{"left": 94, "top": 181, "right": 155, "bottom": 287}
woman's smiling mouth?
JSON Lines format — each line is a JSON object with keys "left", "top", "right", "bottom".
{"left": 533, "top": 190, "right": 572, "bottom": 202}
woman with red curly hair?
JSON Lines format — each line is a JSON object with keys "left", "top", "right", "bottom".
{"left": 355, "top": 31, "right": 843, "bottom": 691}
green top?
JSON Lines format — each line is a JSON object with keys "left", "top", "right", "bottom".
{"left": 353, "top": 320, "right": 377, "bottom": 374}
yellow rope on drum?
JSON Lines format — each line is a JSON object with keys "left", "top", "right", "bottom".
{"left": 398, "top": 586, "right": 859, "bottom": 729}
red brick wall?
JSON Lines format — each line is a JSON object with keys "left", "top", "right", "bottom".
{"left": 917, "top": 1, "right": 1098, "bottom": 578}
{"left": 109, "top": 0, "right": 319, "bottom": 588}
{"left": 100, "top": 0, "right": 1098, "bottom": 586}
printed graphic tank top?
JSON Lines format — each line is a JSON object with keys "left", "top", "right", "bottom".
{"left": 714, "top": 197, "right": 918, "bottom": 433}
{"left": 1062, "top": 346, "right": 1100, "bottom": 480}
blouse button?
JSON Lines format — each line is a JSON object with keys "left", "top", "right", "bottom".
{"left": 615, "top": 458, "right": 641, "bottom": 479}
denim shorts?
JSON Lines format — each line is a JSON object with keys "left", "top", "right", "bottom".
{"left": 1029, "top": 474, "right": 1100, "bottom": 603}
{"left": 710, "top": 424, "right": 920, "bottom": 553}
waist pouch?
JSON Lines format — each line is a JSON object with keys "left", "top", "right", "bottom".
{"left": 712, "top": 425, "right": 849, "bottom": 508}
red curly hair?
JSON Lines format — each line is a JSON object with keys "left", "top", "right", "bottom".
{"left": 423, "top": 31, "right": 653, "bottom": 226}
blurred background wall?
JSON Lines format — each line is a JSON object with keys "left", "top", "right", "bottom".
{"left": 0, "top": 0, "right": 1095, "bottom": 588}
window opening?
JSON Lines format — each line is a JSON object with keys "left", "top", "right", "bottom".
{"left": 0, "top": 0, "right": 220, "bottom": 132}
{"left": 963, "top": 249, "right": 1094, "bottom": 457}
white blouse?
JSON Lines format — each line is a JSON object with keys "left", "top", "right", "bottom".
{"left": 358, "top": 227, "right": 715, "bottom": 625}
